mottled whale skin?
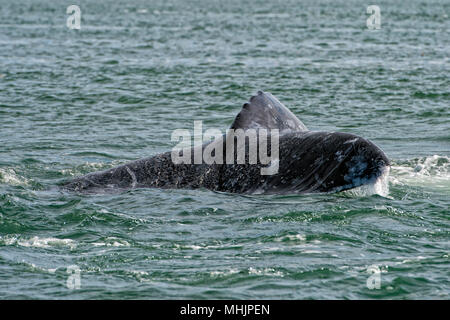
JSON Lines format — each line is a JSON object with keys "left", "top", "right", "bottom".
{"left": 63, "top": 91, "right": 390, "bottom": 194}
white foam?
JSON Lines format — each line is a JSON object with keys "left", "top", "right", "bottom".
{"left": 390, "top": 155, "right": 450, "bottom": 191}
{"left": 124, "top": 270, "right": 151, "bottom": 282}
{"left": 92, "top": 237, "right": 130, "bottom": 247}
{"left": 301, "top": 250, "right": 323, "bottom": 254}
{"left": 248, "top": 267, "right": 284, "bottom": 277}
{"left": 274, "top": 234, "right": 306, "bottom": 242}
{"left": 0, "top": 168, "right": 29, "bottom": 186}
{"left": 210, "top": 269, "right": 240, "bottom": 277}
{"left": 21, "top": 262, "right": 59, "bottom": 274}
{"left": 1, "top": 236, "right": 76, "bottom": 249}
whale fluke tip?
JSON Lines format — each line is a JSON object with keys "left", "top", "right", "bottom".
{"left": 231, "top": 91, "right": 308, "bottom": 133}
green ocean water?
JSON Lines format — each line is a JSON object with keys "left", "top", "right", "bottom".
{"left": 0, "top": 0, "right": 449, "bottom": 299}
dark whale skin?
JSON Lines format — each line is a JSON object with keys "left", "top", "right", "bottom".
{"left": 218, "top": 131, "right": 389, "bottom": 194}
{"left": 63, "top": 91, "right": 390, "bottom": 194}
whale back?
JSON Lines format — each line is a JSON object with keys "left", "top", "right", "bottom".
{"left": 230, "top": 91, "right": 308, "bottom": 133}
{"left": 64, "top": 91, "right": 389, "bottom": 195}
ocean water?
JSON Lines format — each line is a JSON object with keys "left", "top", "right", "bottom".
{"left": 0, "top": 0, "right": 449, "bottom": 299}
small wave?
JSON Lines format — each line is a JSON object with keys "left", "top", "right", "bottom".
{"left": 274, "top": 234, "right": 306, "bottom": 242}
{"left": 0, "top": 235, "right": 76, "bottom": 249}
{"left": 393, "top": 255, "right": 429, "bottom": 266}
{"left": 172, "top": 243, "right": 205, "bottom": 250}
{"left": 60, "top": 161, "right": 119, "bottom": 177}
{"left": 0, "top": 168, "right": 29, "bottom": 186}
{"left": 92, "top": 237, "right": 130, "bottom": 247}
{"left": 121, "top": 270, "right": 152, "bottom": 283}
{"left": 390, "top": 155, "right": 450, "bottom": 191}
{"left": 248, "top": 267, "right": 284, "bottom": 277}
{"left": 210, "top": 269, "right": 240, "bottom": 277}
{"left": 19, "top": 261, "right": 58, "bottom": 274}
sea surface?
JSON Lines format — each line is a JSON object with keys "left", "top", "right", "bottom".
{"left": 0, "top": 0, "right": 449, "bottom": 299}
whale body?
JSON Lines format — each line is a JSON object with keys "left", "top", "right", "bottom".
{"left": 63, "top": 91, "right": 390, "bottom": 194}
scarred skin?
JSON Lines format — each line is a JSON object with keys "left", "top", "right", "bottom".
{"left": 63, "top": 91, "right": 390, "bottom": 194}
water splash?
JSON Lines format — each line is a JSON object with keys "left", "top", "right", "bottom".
{"left": 0, "top": 168, "right": 29, "bottom": 186}
{"left": 342, "top": 166, "right": 390, "bottom": 197}
{"left": 390, "top": 155, "right": 450, "bottom": 192}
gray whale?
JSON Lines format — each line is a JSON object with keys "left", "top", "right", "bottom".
{"left": 63, "top": 91, "right": 390, "bottom": 194}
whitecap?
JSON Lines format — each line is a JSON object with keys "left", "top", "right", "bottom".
{"left": 248, "top": 267, "right": 284, "bottom": 277}
{"left": 390, "top": 155, "right": 450, "bottom": 191}
{"left": 0, "top": 168, "right": 29, "bottom": 186}
{"left": 1, "top": 235, "right": 76, "bottom": 249}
